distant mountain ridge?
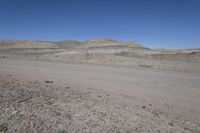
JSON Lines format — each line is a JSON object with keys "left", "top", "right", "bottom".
{"left": 0, "top": 40, "right": 59, "bottom": 49}
{"left": 0, "top": 39, "right": 145, "bottom": 49}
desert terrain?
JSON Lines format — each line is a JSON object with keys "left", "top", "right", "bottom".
{"left": 0, "top": 39, "right": 200, "bottom": 133}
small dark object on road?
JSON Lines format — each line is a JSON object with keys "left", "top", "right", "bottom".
{"left": 45, "top": 80, "right": 53, "bottom": 83}
{"left": 142, "top": 105, "right": 146, "bottom": 109}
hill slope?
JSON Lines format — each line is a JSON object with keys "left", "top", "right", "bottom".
{"left": 0, "top": 40, "right": 59, "bottom": 49}
{"left": 78, "top": 39, "right": 123, "bottom": 48}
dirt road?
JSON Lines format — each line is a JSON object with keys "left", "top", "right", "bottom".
{"left": 0, "top": 59, "right": 200, "bottom": 132}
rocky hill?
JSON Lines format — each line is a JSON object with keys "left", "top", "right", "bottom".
{"left": 55, "top": 40, "right": 81, "bottom": 49}
{"left": 77, "top": 39, "right": 123, "bottom": 48}
{"left": 0, "top": 39, "right": 147, "bottom": 49}
{"left": 127, "top": 41, "right": 144, "bottom": 48}
{"left": 0, "top": 40, "right": 59, "bottom": 49}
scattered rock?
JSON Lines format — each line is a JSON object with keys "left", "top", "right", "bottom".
{"left": 0, "top": 123, "right": 8, "bottom": 133}
{"left": 156, "top": 129, "right": 161, "bottom": 133}
{"left": 45, "top": 80, "right": 53, "bottom": 83}
{"left": 184, "top": 127, "right": 193, "bottom": 132}
{"left": 56, "top": 112, "right": 62, "bottom": 116}
{"left": 152, "top": 110, "right": 161, "bottom": 117}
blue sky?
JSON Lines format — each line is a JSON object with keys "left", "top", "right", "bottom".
{"left": 0, "top": 0, "right": 200, "bottom": 48}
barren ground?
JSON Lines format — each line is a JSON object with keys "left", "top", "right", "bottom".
{"left": 0, "top": 59, "right": 200, "bottom": 133}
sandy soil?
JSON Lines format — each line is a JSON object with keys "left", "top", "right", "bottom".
{"left": 0, "top": 59, "right": 200, "bottom": 133}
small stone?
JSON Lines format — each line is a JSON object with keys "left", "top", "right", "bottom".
{"left": 168, "top": 122, "right": 174, "bottom": 126}
{"left": 56, "top": 112, "right": 62, "bottom": 116}
{"left": 45, "top": 81, "right": 53, "bottom": 83}
{"left": 142, "top": 105, "right": 146, "bottom": 109}
{"left": 65, "top": 87, "right": 70, "bottom": 89}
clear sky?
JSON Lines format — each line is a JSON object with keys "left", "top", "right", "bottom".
{"left": 0, "top": 0, "right": 200, "bottom": 48}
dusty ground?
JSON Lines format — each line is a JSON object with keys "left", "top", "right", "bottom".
{"left": 0, "top": 59, "right": 200, "bottom": 133}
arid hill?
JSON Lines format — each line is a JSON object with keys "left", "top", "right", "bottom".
{"left": 55, "top": 40, "right": 81, "bottom": 49}
{"left": 0, "top": 39, "right": 147, "bottom": 49}
{"left": 77, "top": 39, "right": 123, "bottom": 48}
{"left": 0, "top": 40, "right": 59, "bottom": 49}
{"left": 127, "top": 41, "right": 144, "bottom": 48}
